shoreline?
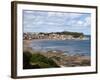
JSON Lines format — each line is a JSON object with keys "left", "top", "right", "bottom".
{"left": 24, "top": 38, "right": 89, "bottom": 41}
{"left": 23, "top": 40, "right": 91, "bottom": 67}
{"left": 23, "top": 49, "right": 91, "bottom": 67}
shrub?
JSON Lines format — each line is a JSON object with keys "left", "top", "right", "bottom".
{"left": 30, "top": 53, "right": 59, "bottom": 68}
{"left": 23, "top": 51, "right": 32, "bottom": 69}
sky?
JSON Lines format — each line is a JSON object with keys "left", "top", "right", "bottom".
{"left": 23, "top": 10, "right": 91, "bottom": 35}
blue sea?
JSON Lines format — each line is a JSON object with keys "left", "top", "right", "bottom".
{"left": 30, "top": 40, "right": 91, "bottom": 56}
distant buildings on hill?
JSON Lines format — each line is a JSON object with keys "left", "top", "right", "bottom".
{"left": 23, "top": 31, "right": 90, "bottom": 40}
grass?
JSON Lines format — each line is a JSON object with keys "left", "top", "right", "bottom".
{"left": 23, "top": 51, "right": 60, "bottom": 69}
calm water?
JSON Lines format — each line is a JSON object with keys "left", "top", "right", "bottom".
{"left": 30, "top": 40, "right": 91, "bottom": 56}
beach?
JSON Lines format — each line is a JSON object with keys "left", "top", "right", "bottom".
{"left": 23, "top": 40, "right": 91, "bottom": 68}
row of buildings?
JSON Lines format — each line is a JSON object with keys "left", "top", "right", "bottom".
{"left": 23, "top": 32, "right": 85, "bottom": 40}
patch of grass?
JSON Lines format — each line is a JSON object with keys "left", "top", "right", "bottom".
{"left": 23, "top": 51, "right": 59, "bottom": 69}
{"left": 50, "top": 56, "right": 61, "bottom": 61}
{"left": 30, "top": 53, "right": 59, "bottom": 68}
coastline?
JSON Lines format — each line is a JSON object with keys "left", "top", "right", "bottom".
{"left": 23, "top": 40, "right": 91, "bottom": 68}
{"left": 23, "top": 31, "right": 89, "bottom": 40}
{"left": 23, "top": 40, "right": 33, "bottom": 52}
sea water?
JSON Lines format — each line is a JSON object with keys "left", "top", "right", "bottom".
{"left": 30, "top": 39, "right": 91, "bottom": 56}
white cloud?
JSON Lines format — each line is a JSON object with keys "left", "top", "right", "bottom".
{"left": 47, "top": 11, "right": 65, "bottom": 17}
{"left": 69, "top": 13, "right": 83, "bottom": 19}
{"left": 47, "top": 12, "right": 56, "bottom": 16}
{"left": 84, "top": 16, "right": 91, "bottom": 27}
{"left": 77, "top": 21, "right": 83, "bottom": 25}
{"left": 24, "top": 10, "right": 35, "bottom": 14}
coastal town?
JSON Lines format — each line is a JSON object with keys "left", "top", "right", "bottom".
{"left": 23, "top": 31, "right": 89, "bottom": 40}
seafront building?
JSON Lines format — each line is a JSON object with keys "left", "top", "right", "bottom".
{"left": 23, "top": 32, "right": 89, "bottom": 40}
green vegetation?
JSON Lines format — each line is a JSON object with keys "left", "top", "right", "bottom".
{"left": 23, "top": 51, "right": 59, "bottom": 69}
{"left": 23, "top": 50, "right": 90, "bottom": 68}
{"left": 39, "top": 31, "right": 84, "bottom": 38}
{"left": 50, "top": 56, "right": 61, "bottom": 61}
{"left": 23, "top": 51, "right": 32, "bottom": 69}
{"left": 30, "top": 53, "right": 59, "bottom": 68}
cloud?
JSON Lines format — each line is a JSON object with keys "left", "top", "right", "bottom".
{"left": 23, "top": 10, "right": 91, "bottom": 34}
{"left": 77, "top": 21, "right": 83, "bottom": 25}
{"left": 69, "top": 13, "right": 83, "bottom": 19}
{"left": 84, "top": 16, "right": 91, "bottom": 27}
{"left": 24, "top": 10, "right": 35, "bottom": 14}
{"left": 47, "top": 11, "right": 66, "bottom": 17}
